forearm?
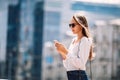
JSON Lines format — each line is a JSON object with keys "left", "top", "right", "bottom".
{"left": 59, "top": 50, "right": 68, "bottom": 60}
{"left": 60, "top": 53, "right": 66, "bottom": 60}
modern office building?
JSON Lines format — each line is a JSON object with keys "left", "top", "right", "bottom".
{"left": 31, "top": 1, "right": 44, "bottom": 80}
{"left": 5, "top": 1, "right": 21, "bottom": 80}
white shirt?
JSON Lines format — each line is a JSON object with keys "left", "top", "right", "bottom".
{"left": 63, "top": 37, "right": 92, "bottom": 71}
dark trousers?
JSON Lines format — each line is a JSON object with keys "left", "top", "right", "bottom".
{"left": 67, "top": 70, "right": 89, "bottom": 80}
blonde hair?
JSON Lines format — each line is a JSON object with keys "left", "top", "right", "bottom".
{"left": 73, "top": 13, "right": 94, "bottom": 60}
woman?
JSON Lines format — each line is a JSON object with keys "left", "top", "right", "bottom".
{"left": 54, "top": 13, "right": 95, "bottom": 80}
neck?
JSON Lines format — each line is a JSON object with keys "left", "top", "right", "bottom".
{"left": 77, "top": 32, "right": 83, "bottom": 40}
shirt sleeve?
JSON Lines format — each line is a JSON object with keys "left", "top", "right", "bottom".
{"left": 64, "top": 37, "right": 92, "bottom": 69}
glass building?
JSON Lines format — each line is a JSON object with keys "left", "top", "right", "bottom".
{"left": 5, "top": 2, "right": 21, "bottom": 80}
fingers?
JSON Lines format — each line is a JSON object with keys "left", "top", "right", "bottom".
{"left": 54, "top": 40, "right": 61, "bottom": 47}
{"left": 54, "top": 40, "right": 60, "bottom": 44}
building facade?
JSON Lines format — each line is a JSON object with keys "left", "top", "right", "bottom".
{"left": 94, "top": 19, "right": 120, "bottom": 80}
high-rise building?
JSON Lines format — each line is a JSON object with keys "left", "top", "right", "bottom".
{"left": 31, "top": 1, "right": 44, "bottom": 80}
{"left": 5, "top": 2, "right": 21, "bottom": 80}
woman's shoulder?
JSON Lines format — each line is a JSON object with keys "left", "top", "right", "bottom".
{"left": 81, "top": 36, "right": 88, "bottom": 41}
{"left": 81, "top": 36, "right": 92, "bottom": 44}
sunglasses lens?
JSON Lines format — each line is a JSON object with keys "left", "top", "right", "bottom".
{"left": 69, "top": 23, "right": 75, "bottom": 28}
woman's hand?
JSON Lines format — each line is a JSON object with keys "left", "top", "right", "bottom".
{"left": 54, "top": 40, "right": 68, "bottom": 59}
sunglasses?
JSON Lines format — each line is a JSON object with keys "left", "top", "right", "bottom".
{"left": 69, "top": 23, "right": 78, "bottom": 28}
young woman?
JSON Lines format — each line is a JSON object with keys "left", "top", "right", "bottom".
{"left": 54, "top": 13, "right": 95, "bottom": 80}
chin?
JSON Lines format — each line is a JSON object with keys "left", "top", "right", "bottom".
{"left": 72, "top": 31, "right": 76, "bottom": 34}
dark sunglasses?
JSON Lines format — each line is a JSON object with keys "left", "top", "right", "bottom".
{"left": 69, "top": 23, "right": 78, "bottom": 28}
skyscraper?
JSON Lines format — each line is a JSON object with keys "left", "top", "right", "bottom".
{"left": 31, "top": 1, "right": 44, "bottom": 80}
{"left": 5, "top": 2, "right": 21, "bottom": 80}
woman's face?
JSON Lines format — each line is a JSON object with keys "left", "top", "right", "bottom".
{"left": 69, "top": 18, "right": 82, "bottom": 34}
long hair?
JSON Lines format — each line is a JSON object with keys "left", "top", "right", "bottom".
{"left": 73, "top": 13, "right": 94, "bottom": 60}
